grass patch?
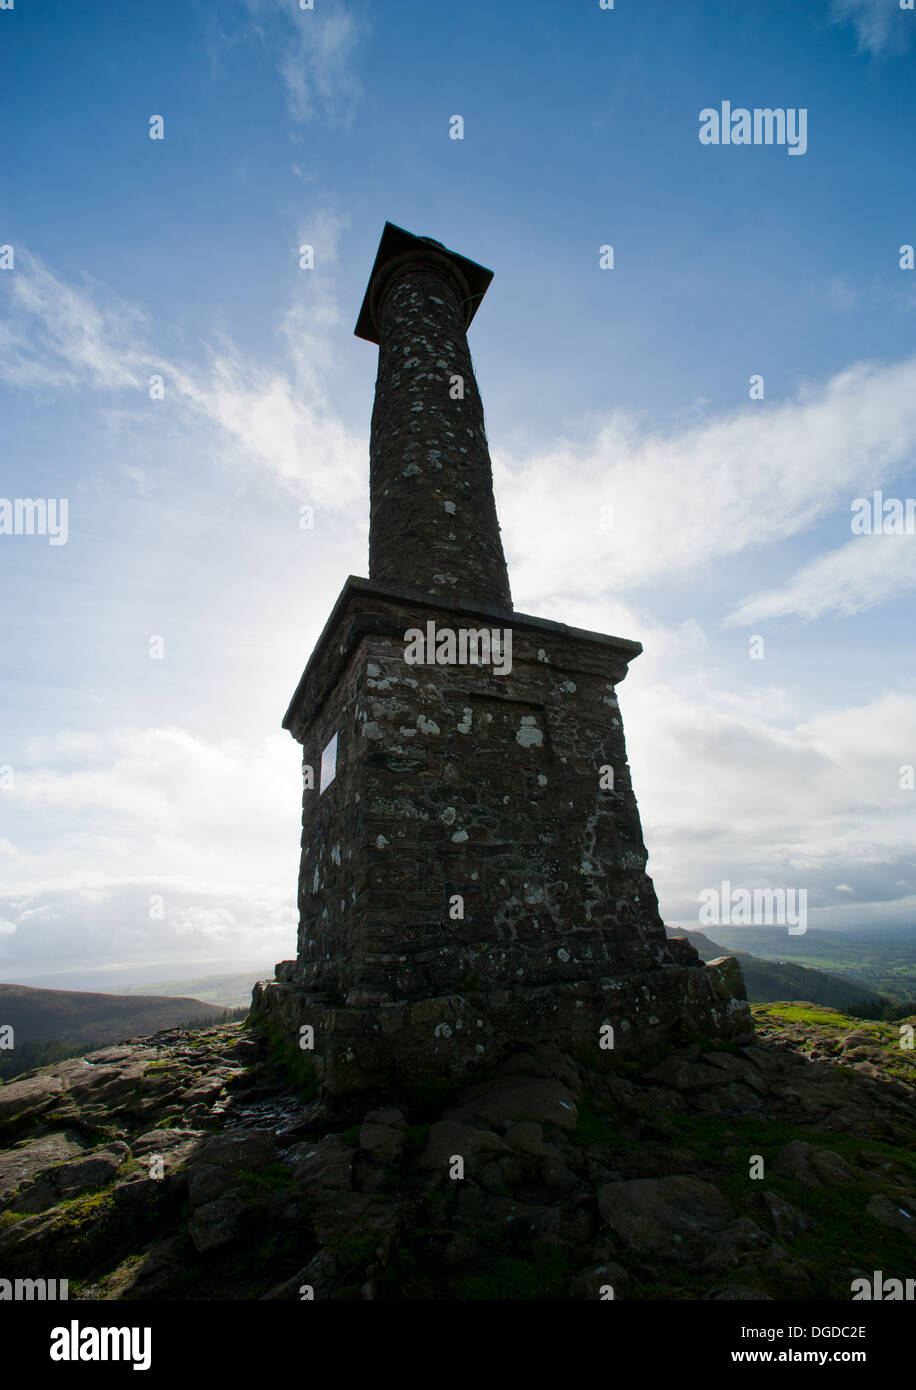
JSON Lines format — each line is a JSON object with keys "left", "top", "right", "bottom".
{"left": 330, "top": 1233, "right": 378, "bottom": 1271}
{"left": 754, "top": 1004, "right": 916, "bottom": 1082}
{"left": 755, "top": 1004, "right": 862, "bottom": 1029}
{"left": 452, "top": 1240, "right": 569, "bottom": 1300}
{"left": 56, "top": 1186, "right": 118, "bottom": 1232}
{"left": 261, "top": 1025, "right": 317, "bottom": 1102}
{"left": 236, "top": 1163, "right": 294, "bottom": 1193}
{"left": 644, "top": 1105, "right": 916, "bottom": 1299}
{"left": 571, "top": 1091, "right": 624, "bottom": 1149}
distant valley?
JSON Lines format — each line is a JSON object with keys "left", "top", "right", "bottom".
{"left": 691, "top": 924, "right": 916, "bottom": 1007}
{"left": 0, "top": 983, "right": 239, "bottom": 1081}
{"left": 670, "top": 925, "right": 915, "bottom": 1016}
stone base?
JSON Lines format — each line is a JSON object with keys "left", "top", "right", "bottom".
{"left": 250, "top": 957, "right": 753, "bottom": 1098}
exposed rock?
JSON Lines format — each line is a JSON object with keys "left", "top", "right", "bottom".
{"left": 0, "top": 1133, "right": 86, "bottom": 1199}
{"left": 188, "top": 1196, "right": 248, "bottom": 1254}
{"left": 0, "top": 1007, "right": 912, "bottom": 1301}
{"left": 771, "top": 1140, "right": 856, "bottom": 1188}
{"left": 759, "top": 1190, "right": 809, "bottom": 1241}
{"left": 358, "top": 1115, "right": 405, "bottom": 1168}
{"left": 644, "top": 1059, "right": 730, "bottom": 1092}
{"left": 419, "top": 1121, "right": 510, "bottom": 1172}
{"left": 865, "top": 1194, "right": 916, "bottom": 1242}
{"left": 444, "top": 1074, "right": 578, "bottom": 1131}
{"left": 598, "top": 1176, "right": 735, "bottom": 1262}
{"left": 51, "top": 1143, "right": 131, "bottom": 1198}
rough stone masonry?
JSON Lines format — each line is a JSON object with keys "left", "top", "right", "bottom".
{"left": 251, "top": 222, "right": 752, "bottom": 1096}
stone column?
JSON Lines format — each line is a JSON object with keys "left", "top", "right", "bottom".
{"left": 362, "top": 232, "right": 512, "bottom": 611}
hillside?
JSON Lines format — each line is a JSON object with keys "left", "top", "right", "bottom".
{"left": 0, "top": 1004, "right": 914, "bottom": 1301}
{"left": 695, "top": 925, "right": 916, "bottom": 1005}
{"left": 668, "top": 930, "right": 884, "bottom": 1013}
{"left": 121, "top": 971, "right": 270, "bottom": 1011}
{"left": 0, "top": 983, "right": 228, "bottom": 1049}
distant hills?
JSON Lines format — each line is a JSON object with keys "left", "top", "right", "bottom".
{"left": 669, "top": 929, "right": 885, "bottom": 1013}
{"left": 0, "top": 983, "right": 229, "bottom": 1048}
{"left": 120, "top": 970, "right": 268, "bottom": 1010}
{"left": 690, "top": 924, "right": 916, "bottom": 1006}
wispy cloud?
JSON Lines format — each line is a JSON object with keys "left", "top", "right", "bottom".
{"left": 724, "top": 532, "right": 916, "bottom": 626}
{"left": 7, "top": 245, "right": 916, "bottom": 615}
{"left": 830, "top": 0, "right": 913, "bottom": 56}
{"left": 0, "top": 241, "right": 364, "bottom": 508}
{"left": 498, "top": 355, "right": 916, "bottom": 607}
{"left": 217, "top": 0, "right": 366, "bottom": 128}
{"left": 0, "top": 259, "right": 150, "bottom": 392}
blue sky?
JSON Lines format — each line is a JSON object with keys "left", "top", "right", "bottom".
{"left": 1, "top": 0, "right": 914, "bottom": 985}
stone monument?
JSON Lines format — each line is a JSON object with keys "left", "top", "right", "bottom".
{"left": 251, "top": 222, "right": 751, "bottom": 1096}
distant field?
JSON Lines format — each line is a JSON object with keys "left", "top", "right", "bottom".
{"left": 121, "top": 970, "right": 270, "bottom": 1010}
{"left": 670, "top": 929, "right": 885, "bottom": 1012}
{"left": 701, "top": 926, "right": 916, "bottom": 1004}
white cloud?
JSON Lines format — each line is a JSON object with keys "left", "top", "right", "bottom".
{"left": 624, "top": 670, "right": 916, "bottom": 927}
{"left": 0, "top": 725, "right": 303, "bottom": 972}
{"left": 0, "top": 259, "right": 149, "bottom": 392}
{"left": 0, "top": 246, "right": 365, "bottom": 508}
{"left": 725, "top": 532, "right": 916, "bottom": 625}
{"left": 8, "top": 248, "right": 916, "bottom": 603}
{"left": 11, "top": 725, "right": 300, "bottom": 867}
{"left": 225, "top": 0, "right": 365, "bottom": 128}
{"left": 830, "top": 0, "right": 913, "bottom": 56}
{"left": 279, "top": 7, "right": 363, "bottom": 127}
{"left": 497, "top": 355, "right": 916, "bottom": 608}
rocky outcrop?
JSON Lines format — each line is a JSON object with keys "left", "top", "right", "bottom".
{"left": 0, "top": 1006, "right": 913, "bottom": 1300}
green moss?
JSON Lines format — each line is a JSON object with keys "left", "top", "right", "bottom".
{"left": 572, "top": 1092, "right": 624, "bottom": 1149}
{"left": 377, "top": 1246, "right": 417, "bottom": 1297}
{"left": 236, "top": 1163, "right": 294, "bottom": 1193}
{"left": 452, "top": 1241, "right": 569, "bottom": 1300}
{"left": 261, "top": 1025, "right": 317, "bottom": 1102}
{"left": 331, "top": 1233, "right": 378, "bottom": 1270}
{"left": 755, "top": 1004, "right": 861, "bottom": 1029}
{"left": 56, "top": 1187, "right": 118, "bottom": 1232}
